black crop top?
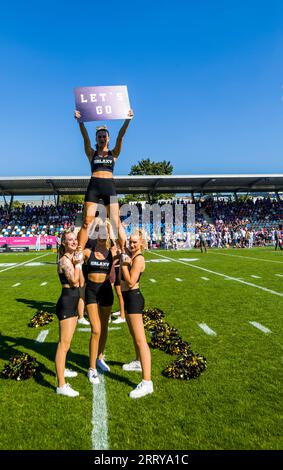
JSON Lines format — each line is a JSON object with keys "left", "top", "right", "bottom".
{"left": 121, "top": 253, "right": 144, "bottom": 282}
{"left": 58, "top": 255, "right": 72, "bottom": 285}
{"left": 87, "top": 249, "right": 113, "bottom": 275}
{"left": 90, "top": 150, "right": 115, "bottom": 173}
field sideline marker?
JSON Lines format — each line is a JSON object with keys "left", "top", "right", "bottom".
{"left": 0, "top": 253, "right": 50, "bottom": 273}
{"left": 207, "top": 251, "right": 283, "bottom": 265}
{"left": 91, "top": 374, "right": 108, "bottom": 450}
{"left": 35, "top": 330, "right": 49, "bottom": 343}
{"left": 152, "top": 251, "right": 283, "bottom": 298}
{"left": 198, "top": 323, "right": 217, "bottom": 336}
{"left": 249, "top": 322, "right": 271, "bottom": 334}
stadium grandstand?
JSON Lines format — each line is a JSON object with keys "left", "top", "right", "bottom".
{"left": 0, "top": 174, "right": 282, "bottom": 251}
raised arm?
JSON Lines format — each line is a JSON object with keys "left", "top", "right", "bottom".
{"left": 60, "top": 257, "right": 81, "bottom": 287}
{"left": 112, "top": 109, "right": 134, "bottom": 159}
{"left": 121, "top": 255, "right": 144, "bottom": 289}
{"left": 74, "top": 110, "right": 95, "bottom": 161}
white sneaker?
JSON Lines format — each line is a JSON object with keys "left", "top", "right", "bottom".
{"left": 129, "top": 380, "right": 154, "bottom": 399}
{"left": 77, "top": 317, "right": 90, "bottom": 326}
{"left": 122, "top": 360, "right": 142, "bottom": 372}
{"left": 56, "top": 383, "right": 79, "bottom": 397}
{"left": 112, "top": 311, "right": 120, "bottom": 317}
{"left": 88, "top": 368, "right": 100, "bottom": 384}
{"left": 96, "top": 358, "right": 110, "bottom": 372}
{"left": 64, "top": 368, "right": 78, "bottom": 378}
{"left": 112, "top": 317, "right": 126, "bottom": 324}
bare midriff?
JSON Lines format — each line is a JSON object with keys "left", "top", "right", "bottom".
{"left": 92, "top": 171, "right": 113, "bottom": 178}
{"left": 88, "top": 273, "right": 108, "bottom": 283}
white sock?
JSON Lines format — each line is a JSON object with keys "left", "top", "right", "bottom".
{"left": 142, "top": 379, "right": 152, "bottom": 384}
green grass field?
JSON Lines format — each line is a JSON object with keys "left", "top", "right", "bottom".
{"left": 0, "top": 248, "right": 282, "bottom": 450}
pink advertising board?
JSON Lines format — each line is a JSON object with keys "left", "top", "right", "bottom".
{"left": 0, "top": 236, "right": 57, "bottom": 247}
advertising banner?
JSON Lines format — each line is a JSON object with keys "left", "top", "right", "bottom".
{"left": 0, "top": 236, "right": 57, "bottom": 247}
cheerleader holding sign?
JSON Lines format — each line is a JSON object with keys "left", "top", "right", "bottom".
{"left": 74, "top": 85, "right": 133, "bottom": 254}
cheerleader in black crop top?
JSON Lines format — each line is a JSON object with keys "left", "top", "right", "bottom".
{"left": 120, "top": 231, "right": 154, "bottom": 399}
{"left": 55, "top": 231, "right": 83, "bottom": 397}
{"left": 74, "top": 108, "right": 134, "bottom": 254}
{"left": 82, "top": 230, "right": 116, "bottom": 382}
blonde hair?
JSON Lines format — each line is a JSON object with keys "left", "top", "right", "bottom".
{"left": 130, "top": 228, "right": 147, "bottom": 252}
{"left": 94, "top": 217, "right": 111, "bottom": 250}
{"left": 58, "top": 229, "right": 75, "bottom": 258}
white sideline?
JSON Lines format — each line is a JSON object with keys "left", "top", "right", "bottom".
{"left": 151, "top": 252, "right": 283, "bottom": 298}
{"left": 207, "top": 251, "right": 283, "bottom": 264}
{"left": 249, "top": 322, "right": 271, "bottom": 334}
{"left": 198, "top": 323, "right": 217, "bottom": 336}
{"left": 0, "top": 253, "right": 50, "bottom": 273}
{"left": 35, "top": 330, "right": 49, "bottom": 343}
{"left": 91, "top": 374, "right": 108, "bottom": 450}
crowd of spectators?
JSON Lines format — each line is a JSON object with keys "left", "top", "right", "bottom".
{"left": 0, "top": 197, "right": 282, "bottom": 250}
{"left": 0, "top": 203, "right": 82, "bottom": 238}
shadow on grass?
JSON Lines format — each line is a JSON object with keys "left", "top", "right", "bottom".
{"left": 15, "top": 297, "right": 56, "bottom": 314}
{"left": 0, "top": 333, "right": 134, "bottom": 390}
{"left": 0, "top": 333, "right": 88, "bottom": 391}
{"left": 99, "top": 368, "right": 137, "bottom": 388}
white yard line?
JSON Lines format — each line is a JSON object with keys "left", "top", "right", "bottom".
{"left": 40, "top": 282, "right": 48, "bottom": 286}
{"left": 275, "top": 274, "right": 283, "bottom": 277}
{"left": 207, "top": 251, "right": 283, "bottom": 264}
{"left": 12, "top": 282, "right": 21, "bottom": 287}
{"left": 0, "top": 263, "right": 17, "bottom": 267}
{"left": 251, "top": 275, "right": 261, "bottom": 279}
{"left": 149, "top": 278, "right": 157, "bottom": 283}
{"left": 175, "top": 278, "right": 183, "bottom": 282}
{"left": 152, "top": 251, "right": 283, "bottom": 298}
{"left": 198, "top": 323, "right": 217, "bottom": 336}
{"left": 249, "top": 322, "right": 271, "bottom": 334}
{"left": 35, "top": 330, "right": 49, "bottom": 343}
{"left": 0, "top": 253, "right": 50, "bottom": 273}
{"left": 201, "top": 277, "right": 210, "bottom": 281}
{"left": 91, "top": 374, "right": 108, "bottom": 450}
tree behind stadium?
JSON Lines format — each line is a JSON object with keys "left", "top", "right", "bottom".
{"left": 121, "top": 158, "right": 175, "bottom": 204}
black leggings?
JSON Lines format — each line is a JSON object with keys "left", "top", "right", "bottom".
{"left": 85, "top": 279, "right": 114, "bottom": 306}
{"left": 85, "top": 177, "right": 118, "bottom": 206}
{"left": 122, "top": 289, "right": 145, "bottom": 314}
{"left": 56, "top": 287, "right": 80, "bottom": 321}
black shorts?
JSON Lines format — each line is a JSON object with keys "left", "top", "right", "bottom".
{"left": 114, "top": 266, "right": 120, "bottom": 287}
{"left": 85, "top": 279, "right": 114, "bottom": 306}
{"left": 56, "top": 287, "right": 80, "bottom": 321}
{"left": 85, "top": 177, "right": 118, "bottom": 206}
{"left": 122, "top": 289, "right": 145, "bottom": 314}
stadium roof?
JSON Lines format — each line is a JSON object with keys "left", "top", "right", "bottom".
{"left": 0, "top": 174, "right": 283, "bottom": 196}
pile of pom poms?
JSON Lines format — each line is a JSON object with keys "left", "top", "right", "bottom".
{"left": 1, "top": 353, "right": 39, "bottom": 381}
{"left": 143, "top": 307, "right": 207, "bottom": 380}
{"left": 28, "top": 310, "right": 54, "bottom": 328}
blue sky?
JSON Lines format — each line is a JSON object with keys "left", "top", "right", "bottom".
{"left": 1, "top": 0, "right": 283, "bottom": 177}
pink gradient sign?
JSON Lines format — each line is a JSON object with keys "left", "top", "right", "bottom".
{"left": 0, "top": 236, "right": 57, "bottom": 247}
{"left": 74, "top": 85, "right": 130, "bottom": 122}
